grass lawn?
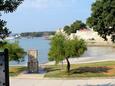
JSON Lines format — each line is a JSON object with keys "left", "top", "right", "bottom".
{"left": 44, "top": 61, "right": 115, "bottom": 78}
{"left": 9, "top": 66, "right": 27, "bottom": 76}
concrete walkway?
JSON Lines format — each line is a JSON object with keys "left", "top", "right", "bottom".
{"left": 10, "top": 78, "right": 115, "bottom": 86}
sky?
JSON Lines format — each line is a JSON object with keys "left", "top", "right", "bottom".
{"left": 1, "top": 0, "right": 94, "bottom": 33}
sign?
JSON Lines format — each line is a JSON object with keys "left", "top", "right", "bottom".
{"left": 28, "top": 49, "right": 39, "bottom": 73}
{"left": 0, "top": 49, "right": 9, "bottom": 86}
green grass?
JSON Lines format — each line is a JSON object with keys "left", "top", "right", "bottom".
{"left": 44, "top": 61, "right": 115, "bottom": 78}
{"left": 9, "top": 66, "right": 27, "bottom": 76}
{"left": 77, "top": 61, "right": 115, "bottom": 66}
{"left": 9, "top": 61, "right": 115, "bottom": 78}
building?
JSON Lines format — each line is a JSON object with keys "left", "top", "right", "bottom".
{"left": 56, "top": 28, "right": 112, "bottom": 44}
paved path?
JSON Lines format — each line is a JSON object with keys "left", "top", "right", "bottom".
{"left": 10, "top": 78, "right": 115, "bottom": 86}
{"left": 45, "top": 56, "right": 115, "bottom": 65}
{"left": 15, "top": 71, "right": 45, "bottom": 79}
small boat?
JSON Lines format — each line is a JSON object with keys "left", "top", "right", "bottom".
{"left": 43, "top": 35, "right": 54, "bottom": 40}
{"left": 5, "top": 36, "right": 15, "bottom": 40}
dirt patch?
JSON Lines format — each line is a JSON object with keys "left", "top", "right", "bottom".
{"left": 103, "top": 66, "right": 115, "bottom": 75}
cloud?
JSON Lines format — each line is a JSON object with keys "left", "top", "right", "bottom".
{"left": 21, "top": 0, "right": 76, "bottom": 9}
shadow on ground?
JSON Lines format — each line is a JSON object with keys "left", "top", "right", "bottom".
{"left": 22, "top": 67, "right": 46, "bottom": 74}
{"left": 71, "top": 66, "right": 111, "bottom": 74}
{"left": 38, "top": 67, "right": 46, "bottom": 74}
{"left": 44, "top": 67, "right": 60, "bottom": 72}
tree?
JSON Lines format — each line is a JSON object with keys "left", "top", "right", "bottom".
{"left": 0, "top": 0, "right": 25, "bottom": 62}
{"left": 63, "top": 25, "right": 71, "bottom": 35}
{"left": 86, "top": 0, "right": 115, "bottom": 42}
{"left": 0, "top": 19, "right": 11, "bottom": 39}
{"left": 0, "top": 0, "right": 23, "bottom": 40}
{"left": 64, "top": 20, "right": 87, "bottom": 35}
{"left": 1, "top": 41, "right": 26, "bottom": 62}
{"left": 48, "top": 34, "right": 65, "bottom": 64}
{"left": 48, "top": 33, "right": 87, "bottom": 73}
{"left": 71, "top": 20, "right": 87, "bottom": 32}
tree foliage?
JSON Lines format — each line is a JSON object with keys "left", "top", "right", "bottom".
{"left": 20, "top": 31, "right": 55, "bottom": 37}
{"left": 0, "top": 0, "right": 25, "bottom": 62}
{"left": 64, "top": 38, "right": 87, "bottom": 58}
{"left": 0, "top": 0, "right": 23, "bottom": 13}
{"left": 0, "top": 0, "right": 23, "bottom": 40}
{"left": 1, "top": 41, "right": 26, "bottom": 62}
{"left": 48, "top": 33, "right": 87, "bottom": 72}
{"left": 64, "top": 20, "right": 87, "bottom": 35}
{"left": 86, "top": 0, "right": 115, "bottom": 42}
{"left": 48, "top": 34, "right": 65, "bottom": 64}
{"left": 0, "top": 19, "right": 11, "bottom": 39}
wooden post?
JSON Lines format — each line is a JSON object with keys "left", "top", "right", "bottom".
{"left": 4, "top": 49, "right": 9, "bottom": 86}
{"left": 0, "top": 49, "right": 9, "bottom": 86}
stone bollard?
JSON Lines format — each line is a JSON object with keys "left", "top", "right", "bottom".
{"left": 28, "top": 49, "right": 39, "bottom": 73}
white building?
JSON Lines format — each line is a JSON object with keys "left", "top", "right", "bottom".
{"left": 56, "top": 28, "right": 112, "bottom": 44}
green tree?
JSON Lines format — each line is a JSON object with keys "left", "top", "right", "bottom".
{"left": 1, "top": 41, "right": 26, "bottom": 62}
{"left": 48, "top": 34, "right": 65, "bottom": 64}
{"left": 71, "top": 20, "right": 86, "bottom": 31}
{"left": 48, "top": 34, "right": 87, "bottom": 73}
{"left": 63, "top": 25, "right": 71, "bottom": 35}
{"left": 0, "top": 0, "right": 23, "bottom": 40}
{"left": 0, "top": 0, "right": 25, "bottom": 62}
{"left": 64, "top": 20, "right": 87, "bottom": 35}
{"left": 0, "top": 20, "right": 11, "bottom": 40}
{"left": 86, "top": 0, "right": 115, "bottom": 42}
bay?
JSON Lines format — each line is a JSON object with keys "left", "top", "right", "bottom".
{"left": 9, "top": 37, "right": 115, "bottom": 66}
{"left": 10, "top": 37, "right": 50, "bottom": 66}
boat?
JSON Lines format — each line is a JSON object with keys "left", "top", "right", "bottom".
{"left": 5, "top": 36, "right": 15, "bottom": 40}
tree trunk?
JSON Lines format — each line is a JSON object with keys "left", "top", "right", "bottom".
{"left": 61, "top": 61, "right": 64, "bottom": 70}
{"left": 65, "top": 57, "right": 70, "bottom": 73}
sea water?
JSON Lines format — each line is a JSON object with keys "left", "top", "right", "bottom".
{"left": 9, "top": 37, "right": 115, "bottom": 66}
{"left": 10, "top": 37, "right": 50, "bottom": 66}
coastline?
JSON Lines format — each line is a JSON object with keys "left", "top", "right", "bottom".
{"left": 9, "top": 37, "right": 115, "bottom": 66}
{"left": 44, "top": 56, "right": 115, "bottom": 65}
{"left": 10, "top": 56, "right": 115, "bottom": 67}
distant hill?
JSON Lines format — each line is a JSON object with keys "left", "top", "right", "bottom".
{"left": 20, "top": 31, "right": 55, "bottom": 37}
